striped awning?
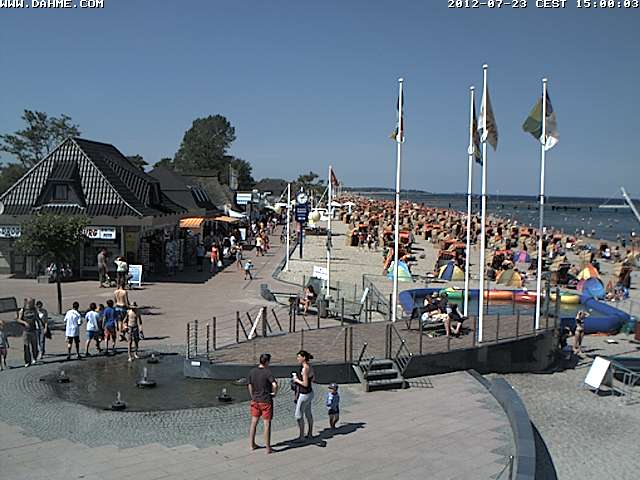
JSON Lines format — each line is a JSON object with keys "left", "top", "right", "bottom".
{"left": 179, "top": 217, "right": 204, "bottom": 229}
{"left": 211, "top": 215, "right": 239, "bottom": 224}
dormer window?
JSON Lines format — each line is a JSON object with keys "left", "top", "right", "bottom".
{"left": 54, "top": 184, "right": 70, "bottom": 201}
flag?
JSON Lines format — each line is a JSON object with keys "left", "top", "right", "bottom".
{"left": 522, "top": 91, "right": 559, "bottom": 150}
{"left": 390, "top": 94, "right": 405, "bottom": 143}
{"left": 471, "top": 101, "right": 482, "bottom": 164}
{"left": 478, "top": 88, "right": 498, "bottom": 150}
{"left": 330, "top": 166, "right": 339, "bottom": 188}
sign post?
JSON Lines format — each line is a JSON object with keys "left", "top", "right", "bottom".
{"left": 295, "top": 191, "right": 309, "bottom": 259}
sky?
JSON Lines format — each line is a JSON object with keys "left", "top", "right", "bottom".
{"left": 1, "top": 1, "right": 639, "bottom": 198}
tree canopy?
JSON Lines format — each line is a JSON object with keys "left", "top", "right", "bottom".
{"left": 0, "top": 163, "right": 27, "bottom": 195}
{"left": 0, "top": 110, "right": 81, "bottom": 168}
{"left": 173, "top": 115, "right": 236, "bottom": 174}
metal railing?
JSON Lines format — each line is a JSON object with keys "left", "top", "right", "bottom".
{"left": 388, "top": 323, "right": 413, "bottom": 376}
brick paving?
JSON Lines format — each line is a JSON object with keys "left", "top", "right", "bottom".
{"left": 0, "top": 371, "right": 514, "bottom": 480}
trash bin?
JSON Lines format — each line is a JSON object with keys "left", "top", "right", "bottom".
{"left": 318, "top": 296, "right": 329, "bottom": 318}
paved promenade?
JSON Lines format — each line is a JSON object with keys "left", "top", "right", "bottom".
{"left": 0, "top": 371, "right": 513, "bottom": 480}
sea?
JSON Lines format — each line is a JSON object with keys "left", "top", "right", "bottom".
{"left": 359, "top": 192, "right": 639, "bottom": 243}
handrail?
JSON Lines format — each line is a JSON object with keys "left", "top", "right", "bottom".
{"left": 389, "top": 323, "right": 413, "bottom": 375}
{"left": 356, "top": 342, "right": 368, "bottom": 365}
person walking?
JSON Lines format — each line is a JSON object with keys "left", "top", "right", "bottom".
{"left": 196, "top": 243, "right": 205, "bottom": 272}
{"left": 114, "top": 284, "right": 130, "bottom": 342}
{"left": 244, "top": 259, "right": 254, "bottom": 280}
{"left": 84, "top": 302, "right": 102, "bottom": 356}
{"left": 248, "top": 353, "right": 278, "bottom": 454}
{"left": 16, "top": 298, "right": 39, "bottom": 367}
{"left": 124, "top": 303, "right": 143, "bottom": 362}
{"left": 97, "top": 248, "right": 108, "bottom": 287}
{"left": 64, "top": 301, "right": 82, "bottom": 361}
{"left": 292, "top": 349, "right": 315, "bottom": 440}
{"left": 210, "top": 244, "right": 219, "bottom": 274}
{"left": 235, "top": 246, "right": 243, "bottom": 271}
{"left": 35, "top": 300, "right": 49, "bottom": 359}
{"left": 325, "top": 383, "right": 340, "bottom": 429}
{"left": 114, "top": 256, "right": 128, "bottom": 289}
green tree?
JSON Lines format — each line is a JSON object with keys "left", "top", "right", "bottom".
{"left": 0, "top": 110, "right": 81, "bottom": 168}
{"left": 0, "top": 162, "right": 27, "bottom": 195}
{"left": 173, "top": 115, "right": 236, "bottom": 175}
{"left": 294, "top": 171, "right": 325, "bottom": 198}
{"left": 15, "top": 214, "right": 89, "bottom": 314}
{"left": 126, "top": 154, "right": 148, "bottom": 170}
{"left": 155, "top": 157, "right": 175, "bottom": 170}
{"left": 229, "top": 157, "right": 255, "bottom": 190}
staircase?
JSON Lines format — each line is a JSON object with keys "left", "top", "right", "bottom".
{"left": 353, "top": 358, "right": 407, "bottom": 392}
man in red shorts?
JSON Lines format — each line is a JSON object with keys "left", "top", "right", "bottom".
{"left": 248, "top": 353, "right": 278, "bottom": 453}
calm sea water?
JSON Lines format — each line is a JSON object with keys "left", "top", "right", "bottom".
{"left": 364, "top": 192, "right": 639, "bottom": 242}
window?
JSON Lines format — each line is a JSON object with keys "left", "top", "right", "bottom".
{"left": 53, "top": 184, "right": 69, "bottom": 201}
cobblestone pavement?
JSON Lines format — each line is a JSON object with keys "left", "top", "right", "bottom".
{"left": 0, "top": 371, "right": 513, "bottom": 480}
{"left": 491, "top": 332, "right": 640, "bottom": 480}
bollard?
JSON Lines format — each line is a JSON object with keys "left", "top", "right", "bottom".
{"left": 194, "top": 320, "right": 198, "bottom": 357}
{"left": 213, "top": 317, "right": 217, "bottom": 350}
{"left": 187, "top": 323, "right": 191, "bottom": 358}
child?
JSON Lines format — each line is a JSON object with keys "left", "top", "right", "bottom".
{"left": 244, "top": 259, "right": 254, "bottom": 280}
{"left": 325, "top": 383, "right": 340, "bottom": 429}
{"left": 0, "top": 320, "right": 9, "bottom": 371}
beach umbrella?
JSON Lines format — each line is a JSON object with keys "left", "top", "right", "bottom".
{"left": 495, "top": 269, "right": 523, "bottom": 287}
{"left": 577, "top": 264, "right": 599, "bottom": 281}
{"left": 387, "top": 261, "right": 413, "bottom": 282}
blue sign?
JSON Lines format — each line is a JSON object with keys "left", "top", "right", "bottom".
{"left": 295, "top": 204, "right": 309, "bottom": 223}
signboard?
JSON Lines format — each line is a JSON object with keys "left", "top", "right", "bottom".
{"left": 584, "top": 356, "right": 611, "bottom": 390}
{"left": 295, "top": 204, "right": 309, "bottom": 223}
{"left": 128, "top": 264, "right": 143, "bottom": 288}
{"left": 312, "top": 265, "right": 329, "bottom": 281}
{"left": 236, "top": 192, "right": 252, "bottom": 205}
{"left": 0, "top": 225, "right": 21, "bottom": 238}
{"left": 84, "top": 226, "right": 116, "bottom": 240}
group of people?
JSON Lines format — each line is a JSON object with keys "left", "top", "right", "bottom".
{"left": 419, "top": 292, "right": 465, "bottom": 337}
{"left": 97, "top": 248, "right": 131, "bottom": 289}
{"left": 64, "top": 284, "right": 143, "bottom": 362}
{"left": 0, "top": 298, "right": 50, "bottom": 369}
{"left": 247, "top": 350, "right": 340, "bottom": 454}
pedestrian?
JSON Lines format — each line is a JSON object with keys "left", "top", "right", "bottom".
{"left": 84, "top": 302, "right": 102, "bottom": 356}
{"left": 114, "top": 284, "right": 130, "bottom": 342}
{"left": 35, "top": 300, "right": 49, "bottom": 359}
{"left": 292, "top": 349, "right": 315, "bottom": 440}
{"left": 102, "top": 300, "right": 118, "bottom": 354}
{"left": 97, "top": 248, "right": 108, "bottom": 287}
{"left": 196, "top": 243, "right": 205, "bottom": 272}
{"left": 125, "top": 302, "right": 143, "bottom": 362}
{"left": 0, "top": 320, "right": 9, "bottom": 371}
{"left": 235, "top": 246, "right": 243, "bottom": 271}
{"left": 16, "top": 298, "right": 39, "bottom": 367}
{"left": 114, "top": 256, "right": 129, "bottom": 289}
{"left": 248, "top": 353, "right": 278, "bottom": 454}
{"left": 573, "top": 310, "right": 588, "bottom": 355}
{"left": 325, "top": 383, "right": 340, "bottom": 429}
{"left": 244, "top": 259, "right": 254, "bottom": 280}
{"left": 256, "top": 235, "right": 264, "bottom": 256}
{"left": 210, "top": 244, "right": 219, "bottom": 274}
{"left": 64, "top": 301, "right": 82, "bottom": 361}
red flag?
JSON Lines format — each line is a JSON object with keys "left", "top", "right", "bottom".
{"left": 330, "top": 167, "right": 339, "bottom": 188}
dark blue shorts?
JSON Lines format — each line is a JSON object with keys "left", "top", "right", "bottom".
{"left": 87, "top": 331, "right": 100, "bottom": 340}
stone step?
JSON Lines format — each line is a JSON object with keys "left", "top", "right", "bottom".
{"left": 366, "top": 377, "right": 406, "bottom": 392}
{"left": 367, "top": 359, "right": 395, "bottom": 371}
{"left": 364, "top": 368, "right": 399, "bottom": 381}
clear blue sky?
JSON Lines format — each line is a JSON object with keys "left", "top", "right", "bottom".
{"left": 1, "top": 1, "right": 638, "bottom": 198}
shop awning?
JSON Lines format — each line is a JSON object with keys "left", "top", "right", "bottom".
{"left": 179, "top": 217, "right": 205, "bottom": 229}
{"left": 211, "top": 215, "right": 239, "bottom": 224}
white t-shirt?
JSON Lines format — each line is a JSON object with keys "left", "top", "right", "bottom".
{"left": 64, "top": 309, "right": 82, "bottom": 337}
{"left": 85, "top": 311, "right": 100, "bottom": 332}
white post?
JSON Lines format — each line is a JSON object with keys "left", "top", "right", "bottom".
{"left": 285, "top": 183, "right": 291, "bottom": 272}
{"left": 464, "top": 86, "right": 475, "bottom": 317}
{"left": 392, "top": 78, "right": 404, "bottom": 323}
{"left": 534, "top": 79, "right": 548, "bottom": 330}
{"left": 326, "top": 165, "right": 332, "bottom": 297}
{"left": 478, "top": 65, "right": 489, "bottom": 343}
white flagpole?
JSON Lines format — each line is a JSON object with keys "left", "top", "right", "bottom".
{"left": 326, "top": 165, "right": 332, "bottom": 297}
{"left": 285, "top": 183, "right": 291, "bottom": 272}
{"left": 478, "top": 65, "right": 489, "bottom": 343}
{"left": 464, "top": 86, "right": 475, "bottom": 317}
{"left": 391, "top": 77, "right": 404, "bottom": 323}
{"left": 534, "top": 78, "right": 548, "bottom": 330}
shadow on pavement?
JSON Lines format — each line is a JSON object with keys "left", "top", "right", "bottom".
{"left": 532, "top": 422, "right": 558, "bottom": 480}
{"left": 272, "top": 422, "right": 366, "bottom": 452}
